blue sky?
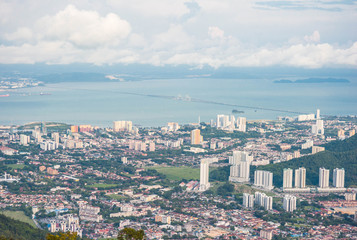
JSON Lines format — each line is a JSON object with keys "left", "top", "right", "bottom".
{"left": 0, "top": 0, "right": 356, "bottom": 68}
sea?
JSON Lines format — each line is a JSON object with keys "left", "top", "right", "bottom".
{"left": 0, "top": 78, "right": 356, "bottom": 127}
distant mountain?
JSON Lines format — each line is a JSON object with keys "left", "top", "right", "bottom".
{"left": 274, "top": 78, "right": 350, "bottom": 84}
{"left": 255, "top": 135, "right": 357, "bottom": 187}
{"left": 0, "top": 214, "right": 46, "bottom": 240}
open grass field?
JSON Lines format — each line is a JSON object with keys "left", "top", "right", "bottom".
{"left": 147, "top": 166, "right": 200, "bottom": 181}
{"left": 107, "top": 194, "right": 128, "bottom": 200}
{"left": 86, "top": 183, "right": 118, "bottom": 189}
{"left": 6, "top": 164, "right": 26, "bottom": 169}
{"left": 0, "top": 211, "right": 36, "bottom": 228}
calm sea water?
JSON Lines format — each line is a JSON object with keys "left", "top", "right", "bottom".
{"left": 0, "top": 78, "right": 356, "bottom": 127}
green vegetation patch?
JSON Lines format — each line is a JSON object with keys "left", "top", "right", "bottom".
{"left": 6, "top": 164, "right": 26, "bottom": 169}
{"left": 107, "top": 194, "right": 129, "bottom": 200}
{"left": 0, "top": 211, "right": 36, "bottom": 228}
{"left": 86, "top": 183, "right": 118, "bottom": 189}
{"left": 147, "top": 166, "right": 200, "bottom": 181}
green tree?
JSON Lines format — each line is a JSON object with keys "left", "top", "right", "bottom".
{"left": 117, "top": 228, "right": 145, "bottom": 240}
{"left": 46, "top": 232, "right": 78, "bottom": 240}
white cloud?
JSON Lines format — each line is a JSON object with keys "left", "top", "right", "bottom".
{"left": 208, "top": 26, "right": 225, "bottom": 40}
{"left": 36, "top": 5, "right": 131, "bottom": 48}
{"left": 5, "top": 27, "right": 34, "bottom": 42}
{"left": 304, "top": 30, "right": 321, "bottom": 43}
{"left": 106, "top": 0, "right": 190, "bottom": 17}
{"left": 0, "top": 1, "right": 356, "bottom": 69}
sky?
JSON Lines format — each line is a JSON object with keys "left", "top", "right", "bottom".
{"left": 0, "top": 0, "right": 356, "bottom": 69}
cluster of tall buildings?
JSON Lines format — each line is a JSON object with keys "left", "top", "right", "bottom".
{"left": 113, "top": 121, "right": 133, "bottom": 132}
{"left": 49, "top": 214, "right": 82, "bottom": 237}
{"left": 318, "top": 168, "right": 345, "bottom": 191}
{"left": 216, "top": 115, "right": 246, "bottom": 132}
{"left": 71, "top": 125, "right": 93, "bottom": 133}
{"left": 229, "top": 151, "right": 252, "bottom": 183}
{"left": 129, "top": 140, "right": 155, "bottom": 152}
{"left": 243, "top": 192, "right": 273, "bottom": 210}
{"left": 254, "top": 170, "right": 274, "bottom": 190}
{"left": 283, "top": 168, "right": 307, "bottom": 191}
{"left": 255, "top": 192, "right": 273, "bottom": 210}
{"left": 283, "top": 167, "right": 345, "bottom": 192}
{"left": 283, "top": 195, "right": 297, "bottom": 212}
{"left": 79, "top": 204, "right": 103, "bottom": 222}
{"left": 297, "top": 109, "right": 320, "bottom": 122}
{"left": 40, "top": 141, "right": 58, "bottom": 151}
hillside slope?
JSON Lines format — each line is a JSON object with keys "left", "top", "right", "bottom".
{"left": 0, "top": 214, "right": 47, "bottom": 240}
{"left": 256, "top": 135, "right": 357, "bottom": 187}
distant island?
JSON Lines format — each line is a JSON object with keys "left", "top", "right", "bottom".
{"left": 274, "top": 78, "right": 350, "bottom": 84}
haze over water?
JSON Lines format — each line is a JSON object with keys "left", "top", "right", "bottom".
{"left": 1, "top": 77, "right": 356, "bottom": 127}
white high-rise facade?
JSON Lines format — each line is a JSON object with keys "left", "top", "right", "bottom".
{"left": 229, "top": 151, "right": 252, "bottom": 183}
{"left": 216, "top": 115, "right": 237, "bottom": 131}
{"left": 295, "top": 167, "right": 306, "bottom": 188}
{"left": 199, "top": 160, "right": 210, "bottom": 191}
{"left": 283, "top": 195, "right": 297, "bottom": 212}
{"left": 236, "top": 117, "right": 247, "bottom": 132}
{"left": 243, "top": 193, "right": 254, "bottom": 208}
{"left": 20, "top": 134, "right": 30, "bottom": 145}
{"left": 283, "top": 168, "right": 293, "bottom": 189}
{"left": 316, "top": 109, "right": 320, "bottom": 119}
{"left": 312, "top": 119, "right": 324, "bottom": 135}
{"left": 199, "top": 158, "right": 218, "bottom": 192}
{"left": 113, "top": 121, "right": 133, "bottom": 132}
{"left": 254, "top": 170, "right": 274, "bottom": 190}
{"left": 319, "top": 168, "right": 329, "bottom": 188}
{"left": 254, "top": 192, "right": 273, "bottom": 210}
{"left": 333, "top": 168, "right": 345, "bottom": 188}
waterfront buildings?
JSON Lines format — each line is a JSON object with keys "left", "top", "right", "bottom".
{"left": 113, "top": 121, "right": 133, "bottom": 132}
{"left": 236, "top": 117, "right": 246, "bottom": 132}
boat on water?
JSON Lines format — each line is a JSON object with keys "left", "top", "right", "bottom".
{"left": 232, "top": 109, "right": 244, "bottom": 114}
{"left": 0, "top": 94, "right": 10, "bottom": 97}
{"left": 40, "top": 92, "right": 52, "bottom": 96}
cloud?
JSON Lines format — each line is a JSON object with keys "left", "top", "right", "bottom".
{"left": 208, "top": 26, "right": 225, "bottom": 40}
{"left": 5, "top": 27, "right": 34, "bottom": 42}
{"left": 3, "top": 5, "right": 131, "bottom": 49}
{"left": 36, "top": 5, "right": 131, "bottom": 48}
{"left": 304, "top": 30, "right": 320, "bottom": 43}
{"left": 0, "top": 1, "right": 356, "bottom": 69}
{"left": 106, "top": 0, "right": 190, "bottom": 18}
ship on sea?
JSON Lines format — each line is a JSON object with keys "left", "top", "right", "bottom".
{"left": 232, "top": 109, "right": 244, "bottom": 114}
{"left": 40, "top": 92, "right": 52, "bottom": 96}
{"left": 0, "top": 94, "right": 10, "bottom": 97}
